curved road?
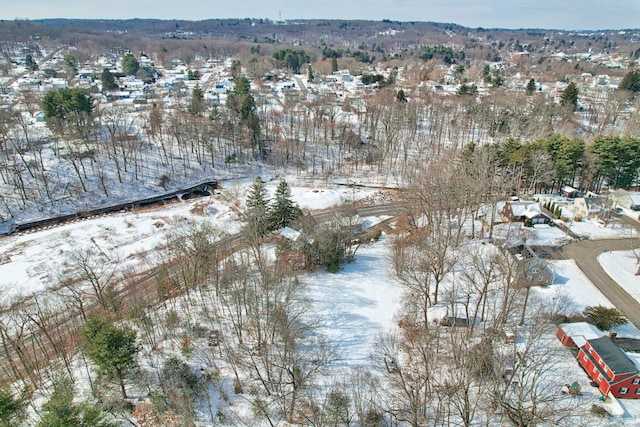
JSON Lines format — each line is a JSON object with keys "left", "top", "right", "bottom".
{"left": 561, "top": 238, "right": 640, "bottom": 328}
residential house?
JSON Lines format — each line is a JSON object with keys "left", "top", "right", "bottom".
{"left": 501, "top": 201, "right": 552, "bottom": 224}
{"left": 557, "top": 322, "right": 604, "bottom": 347}
{"left": 519, "top": 253, "right": 554, "bottom": 286}
{"left": 561, "top": 185, "right": 579, "bottom": 198}
{"left": 578, "top": 336, "right": 640, "bottom": 398}
{"left": 612, "top": 190, "right": 640, "bottom": 211}
{"left": 507, "top": 240, "right": 555, "bottom": 286}
{"left": 573, "top": 196, "right": 609, "bottom": 219}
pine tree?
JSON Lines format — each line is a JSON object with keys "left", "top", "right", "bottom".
{"left": 269, "top": 180, "right": 299, "bottom": 231}
{"left": 246, "top": 177, "right": 269, "bottom": 209}
{"left": 583, "top": 305, "right": 628, "bottom": 330}
{"left": 100, "top": 68, "right": 118, "bottom": 92}
{"left": 188, "top": 85, "right": 205, "bottom": 115}
{"left": 396, "top": 89, "right": 407, "bottom": 103}
{"left": 121, "top": 52, "right": 139, "bottom": 76}
{"left": 619, "top": 70, "right": 640, "bottom": 92}
{"left": 526, "top": 78, "right": 536, "bottom": 95}
{"left": 331, "top": 56, "right": 339, "bottom": 73}
{"left": 37, "top": 376, "right": 117, "bottom": 427}
{"left": 82, "top": 316, "right": 139, "bottom": 399}
{"left": 0, "top": 386, "right": 25, "bottom": 426}
{"left": 560, "top": 82, "right": 579, "bottom": 111}
{"left": 245, "top": 177, "right": 271, "bottom": 238}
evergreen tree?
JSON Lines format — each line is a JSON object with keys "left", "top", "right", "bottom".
{"left": 82, "top": 316, "right": 139, "bottom": 399}
{"left": 41, "top": 87, "right": 93, "bottom": 134}
{"left": 188, "top": 85, "right": 205, "bottom": 115}
{"left": 583, "top": 305, "right": 628, "bottom": 331}
{"left": 63, "top": 54, "right": 78, "bottom": 76}
{"left": 269, "top": 180, "right": 300, "bottom": 230}
{"left": 0, "top": 387, "right": 25, "bottom": 427}
{"left": 457, "top": 83, "right": 478, "bottom": 96}
{"left": 245, "top": 177, "right": 271, "bottom": 238}
{"left": 100, "top": 68, "right": 118, "bottom": 91}
{"left": 396, "top": 89, "right": 407, "bottom": 103}
{"left": 227, "top": 76, "right": 262, "bottom": 158}
{"left": 121, "top": 52, "right": 139, "bottom": 76}
{"left": 246, "top": 176, "right": 269, "bottom": 209}
{"left": 560, "top": 82, "right": 579, "bottom": 111}
{"left": 307, "top": 65, "right": 314, "bottom": 82}
{"left": 619, "top": 69, "right": 640, "bottom": 92}
{"left": 331, "top": 56, "right": 339, "bottom": 73}
{"left": 24, "top": 54, "right": 38, "bottom": 71}
{"left": 526, "top": 78, "right": 536, "bottom": 95}
{"left": 37, "top": 376, "right": 117, "bottom": 427}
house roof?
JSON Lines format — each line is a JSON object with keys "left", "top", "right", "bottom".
{"left": 586, "top": 336, "right": 638, "bottom": 375}
{"left": 629, "top": 193, "right": 640, "bottom": 206}
{"left": 560, "top": 322, "right": 603, "bottom": 347}
{"left": 280, "top": 226, "right": 301, "bottom": 241}
{"left": 508, "top": 201, "right": 539, "bottom": 217}
{"left": 562, "top": 185, "right": 578, "bottom": 193}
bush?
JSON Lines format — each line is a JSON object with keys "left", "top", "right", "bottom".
{"left": 573, "top": 215, "right": 583, "bottom": 222}
{"left": 590, "top": 404, "right": 611, "bottom": 418}
{"left": 583, "top": 305, "right": 628, "bottom": 331}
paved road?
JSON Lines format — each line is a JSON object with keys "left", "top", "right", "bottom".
{"left": 560, "top": 238, "right": 640, "bottom": 328}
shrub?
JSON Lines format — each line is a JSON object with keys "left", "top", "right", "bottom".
{"left": 590, "top": 404, "right": 610, "bottom": 418}
{"left": 583, "top": 305, "right": 628, "bottom": 331}
{"left": 573, "top": 215, "right": 583, "bottom": 222}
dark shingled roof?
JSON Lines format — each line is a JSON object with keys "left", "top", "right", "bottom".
{"left": 587, "top": 336, "right": 638, "bottom": 375}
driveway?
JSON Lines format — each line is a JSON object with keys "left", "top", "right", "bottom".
{"left": 560, "top": 238, "right": 640, "bottom": 328}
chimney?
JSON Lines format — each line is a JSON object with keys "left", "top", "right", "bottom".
{"left": 609, "top": 331, "right": 618, "bottom": 339}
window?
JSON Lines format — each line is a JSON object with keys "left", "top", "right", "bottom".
{"left": 636, "top": 388, "right": 640, "bottom": 394}
{"left": 620, "top": 387, "right": 628, "bottom": 394}
{"left": 531, "top": 267, "right": 539, "bottom": 273}
{"left": 598, "top": 373, "right": 603, "bottom": 382}
{"left": 634, "top": 378, "right": 640, "bottom": 385}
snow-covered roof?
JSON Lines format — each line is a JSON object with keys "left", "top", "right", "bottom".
{"left": 629, "top": 193, "right": 640, "bottom": 206}
{"left": 509, "top": 201, "right": 540, "bottom": 218}
{"left": 560, "top": 322, "right": 604, "bottom": 347}
{"left": 280, "top": 226, "right": 301, "bottom": 241}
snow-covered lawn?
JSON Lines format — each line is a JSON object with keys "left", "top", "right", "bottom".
{"left": 563, "top": 217, "right": 637, "bottom": 240}
{"left": 305, "top": 234, "right": 401, "bottom": 366}
{"left": 493, "top": 222, "right": 573, "bottom": 246}
{"left": 600, "top": 250, "right": 640, "bottom": 306}
{"left": 541, "top": 259, "right": 615, "bottom": 309}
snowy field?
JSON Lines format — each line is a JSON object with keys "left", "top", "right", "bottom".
{"left": 305, "top": 234, "right": 401, "bottom": 367}
{"left": 0, "top": 181, "right": 381, "bottom": 304}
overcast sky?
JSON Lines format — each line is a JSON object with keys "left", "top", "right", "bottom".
{"left": 1, "top": 0, "right": 638, "bottom": 30}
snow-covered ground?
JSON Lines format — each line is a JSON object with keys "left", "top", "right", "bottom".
{"left": 0, "top": 182, "right": 381, "bottom": 304}
{"left": 493, "top": 222, "right": 573, "bottom": 246}
{"left": 600, "top": 250, "right": 640, "bottom": 307}
{"left": 305, "top": 234, "right": 401, "bottom": 367}
{"left": 563, "top": 217, "right": 638, "bottom": 240}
